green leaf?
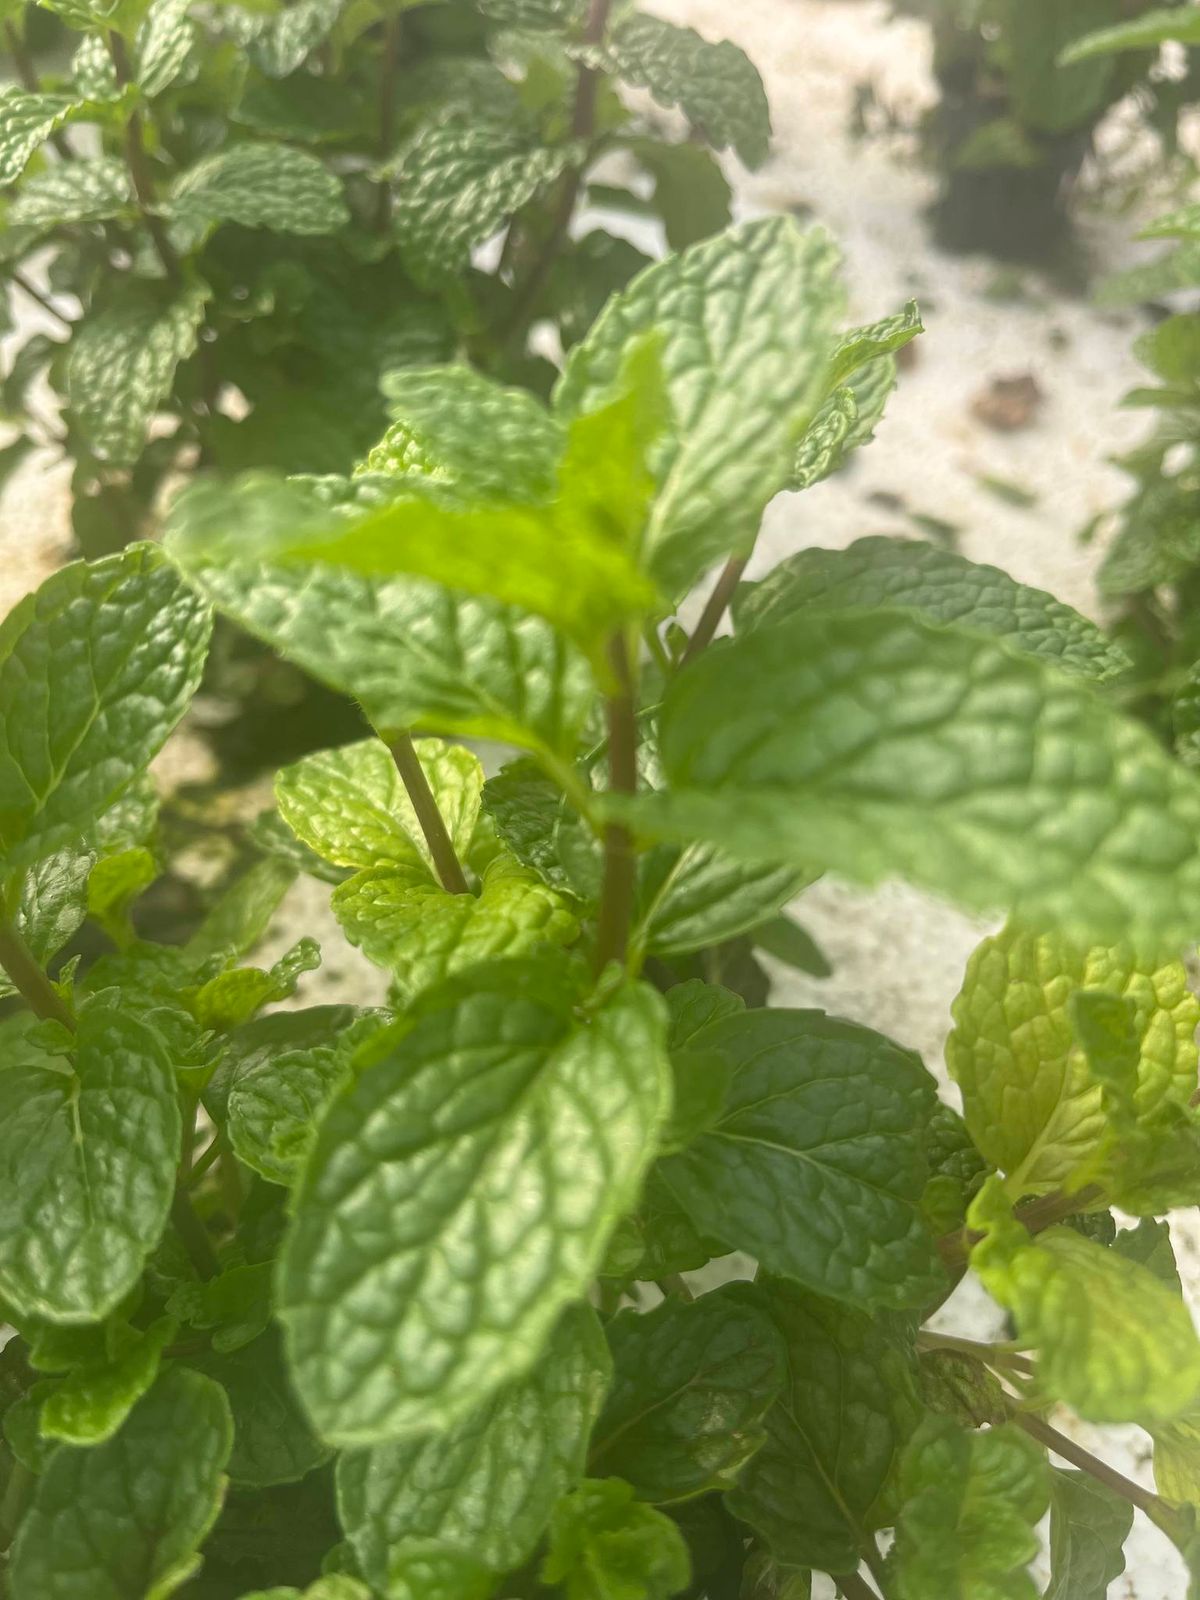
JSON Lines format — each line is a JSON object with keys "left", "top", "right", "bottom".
{"left": 917, "top": 1348, "right": 1008, "bottom": 1429}
{"left": 589, "top": 1286, "right": 785, "bottom": 1502}
{"left": 9, "top": 1367, "right": 233, "bottom": 1600}
{"left": 1000, "top": 0, "right": 1120, "bottom": 133}
{"left": 600, "top": 13, "right": 770, "bottom": 168}
{"left": 477, "top": 0, "right": 584, "bottom": 25}
{"left": 541, "top": 1478, "right": 692, "bottom": 1600}
{"left": 66, "top": 279, "right": 210, "bottom": 466}
{"left": 186, "top": 936, "right": 321, "bottom": 1030}
{"left": 1153, "top": 1412, "right": 1200, "bottom": 1508}
{"left": 0, "top": 91, "right": 83, "bottom": 187}
{"left": 168, "top": 1262, "right": 273, "bottom": 1354}
{"left": 829, "top": 303, "right": 923, "bottom": 382}
{"left": 9, "top": 156, "right": 131, "bottom": 229}
{"left": 634, "top": 844, "right": 810, "bottom": 960}
{"left": 0, "top": 846, "right": 93, "bottom": 1001}
{"left": 204, "top": 1003, "right": 360, "bottom": 1122}
{"left": 189, "top": 1325, "right": 330, "bottom": 1488}
{"left": 0, "top": 996, "right": 181, "bottom": 1324}
{"left": 739, "top": 1551, "right": 811, "bottom": 1599}
{"left": 791, "top": 375, "right": 884, "bottom": 491}
{"left": 337, "top": 1305, "right": 610, "bottom": 1597}
{"left": 969, "top": 1177, "right": 1200, "bottom": 1423}
{"left": 619, "top": 606, "right": 1200, "bottom": 955}
{"left": 751, "top": 915, "right": 832, "bottom": 978}
{"left": 1060, "top": 6, "right": 1200, "bottom": 62}
{"left": 39, "top": 1315, "right": 175, "bottom": 1445}
{"left": 555, "top": 219, "right": 844, "bottom": 596}
{"left": 236, "top": 1583, "right": 370, "bottom": 1600}
{"left": 278, "top": 963, "right": 670, "bottom": 1443}
{"left": 629, "top": 138, "right": 732, "bottom": 252}
{"left": 737, "top": 537, "right": 1130, "bottom": 682}
{"left": 947, "top": 924, "right": 1199, "bottom": 1194}
{"left": 658, "top": 1009, "right": 943, "bottom": 1308}
{"left": 389, "top": 114, "right": 577, "bottom": 287}
{"left": 72, "top": 34, "right": 120, "bottom": 101}
{"left": 483, "top": 758, "right": 577, "bottom": 893}
{"left": 239, "top": 0, "right": 346, "bottom": 78}
{"left": 167, "top": 144, "right": 349, "bottom": 239}
{"left": 892, "top": 1415, "right": 1049, "bottom": 1600}
{"left": 186, "top": 857, "right": 298, "bottom": 964}
{"left": 1045, "top": 1469, "right": 1134, "bottom": 1600}
{"left": 135, "top": 0, "right": 196, "bottom": 97}
{"left": 725, "top": 1279, "right": 922, "bottom": 1573}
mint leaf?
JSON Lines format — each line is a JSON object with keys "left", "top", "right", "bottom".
{"left": 0, "top": 846, "right": 93, "bottom": 1001}
{"left": 169, "top": 1262, "right": 273, "bottom": 1354}
{"left": 589, "top": 1286, "right": 785, "bottom": 1501}
{"left": 483, "top": 759, "right": 577, "bottom": 893}
{"left": 969, "top": 1179, "right": 1200, "bottom": 1423}
{"left": 135, "top": 0, "right": 196, "bottom": 96}
{"left": 628, "top": 606, "right": 1200, "bottom": 954}
{"left": 1153, "top": 1412, "right": 1200, "bottom": 1508}
{"left": 555, "top": 219, "right": 843, "bottom": 596}
{"left": 167, "top": 144, "right": 349, "bottom": 239}
{"left": 189, "top": 1326, "right": 330, "bottom": 1488}
{"left": 792, "top": 365, "right": 893, "bottom": 492}
{"left": 892, "top": 1415, "right": 1049, "bottom": 1600}
{"left": 658, "top": 1009, "right": 943, "bottom": 1308}
{"left": 0, "top": 91, "right": 82, "bottom": 186}
{"left": 738, "top": 537, "right": 1130, "bottom": 682}
{"left": 186, "top": 857, "right": 299, "bottom": 964}
{"left": 228, "top": 0, "right": 343, "bottom": 77}
{"left": 38, "top": 1315, "right": 175, "bottom": 1446}
{"left": 1045, "top": 1469, "right": 1134, "bottom": 1600}
{"left": 337, "top": 1304, "right": 610, "bottom": 1597}
{"left": 541, "top": 1478, "right": 692, "bottom": 1600}
{"left": 725, "top": 1279, "right": 922, "bottom": 1573}
{"left": 635, "top": 845, "right": 810, "bottom": 959}
{"left": 629, "top": 138, "right": 732, "bottom": 252}
{"left": 10, "top": 156, "right": 131, "bottom": 229}
{"left": 947, "top": 924, "right": 1198, "bottom": 1193}
{"left": 601, "top": 13, "right": 770, "bottom": 168}
{"left": 740, "top": 1551, "right": 812, "bottom": 1599}
{"left": 1060, "top": 6, "right": 1200, "bottom": 62}
{"left": 278, "top": 964, "right": 670, "bottom": 1442}
{"left": 66, "top": 279, "right": 209, "bottom": 465}
{"left": 9, "top": 1367, "right": 232, "bottom": 1600}
{"left": 0, "top": 996, "right": 181, "bottom": 1323}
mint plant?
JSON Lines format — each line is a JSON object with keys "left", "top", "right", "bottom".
{"left": 5, "top": 215, "right": 1200, "bottom": 1600}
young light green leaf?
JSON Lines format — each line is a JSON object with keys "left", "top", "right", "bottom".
{"left": 9, "top": 1367, "right": 233, "bottom": 1600}
{"left": 892, "top": 1415, "right": 1049, "bottom": 1600}
{"left": 737, "top": 537, "right": 1130, "bottom": 682}
{"left": 541, "top": 1478, "right": 692, "bottom": 1600}
{"left": 0, "top": 846, "right": 93, "bottom": 1001}
{"left": 600, "top": 13, "right": 770, "bottom": 169}
{"left": 189, "top": 1325, "right": 330, "bottom": 1488}
{"left": 589, "top": 1286, "right": 785, "bottom": 1502}
{"left": 792, "top": 365, "right": 893, "bottom": 491}
{"left": 167, "top": 144, "right": 349, "bottom": 239}
{"left": 621, "top": 606, "right": 1200, "bottom": 955}
{"left": 726, "top": 1278, "right": 922, "bottom": 1573}
{"left": 0, "top": 91, "right": 83, "bottom": 186}
{"left": 10, "top": 156, "right": 131, "bottom": 229}
{"left": 0, "top": 996, "right": 181, "bottom": 1324}
{"left": 66, "top": 279, "right": 209, "bottom": 465}
{"left": 828, "top": 302, "right": 923, "bottom": 383}
{"left": 947, "top": 924, "right": 1198, "bottom": 1194}
{"left": 0, "top": 544, "right": 210, "bottom": 872}
{"left": 1045, "top": 1469, "right": 1134, "bottom": 1600}
{"left": 555, "top": 219, "right": 844, "bottom": 596}
{"left": 39, "top": 1315, "right": 175, "bottom": 1445}
{"left": 1059, "top": 6, "right": 1200, "bottom": 63}
{"left": 1153, "top": 1412, "right": 1200, "bottom": 1508}
{"left": 337, "top": 1305, "right": 610, "bottom": 1599}
{"left": 135, "top": 0, "right": 196, "bottom": 96}
{"left": 658, "top": 1009, "right": 943, "bottom": 1308}
{"left": 969, "top": 1177, "right": 1200, "bottom": 1423}
{"left": 278, "top": 963, "right": 670, "bottom": 1443}
{"left": 185, "top": 936, "right": 320, "bottom": 1031}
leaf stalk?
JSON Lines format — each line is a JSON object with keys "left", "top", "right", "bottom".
{"left": 388, "top": 733, "right": 470, "bottom": 895}
{"left": 0, "top": 913, "right": 75, "bottom": 1029}
{"left": 593, "top": 631, "right": 638, "bottom": 973}
{"left": 106, "top": 32, "right": 183, "bottom": 285}
{"left": 680, "top": 552, "right": 748, "bottom": 665}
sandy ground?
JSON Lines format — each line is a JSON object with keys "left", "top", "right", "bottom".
{"left": 2, "top": 1, "right": 1197, "bottom": 1591}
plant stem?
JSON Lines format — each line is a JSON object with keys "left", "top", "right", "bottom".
{"left": 106, "top": 32, "right": 182, "bottom": 285}
{"left": 388, "top": 733, "right": 469, "bottom": 894}
{"left": 4, "top": 21, "right": 72, "bottom": 157}
{"left": 937, "top": 1183, "right": 1104, "bottom": 1271}
{"left": 916, "top": 1329, "right": 1035, "bottom": 1376}
{"left": 0, "top": 913, "right": 75, "bottom": 1029}
{"left": 0, "top": 1459, "right": 32, "bottom": 1547}
{"left": 10, "top": 268, "right": 72, "bottom": 331}
{"left": 170, "top": 1187, "right": 219, "bottom": 1281}
{"left": 185, "top": 1131, "right": 223, "bottom": 1187}
{"left": 656, "top": 1273, "right": 694, "bottom": 1301}
{"left": 594, "top": 632, "right": 638, "bottom": 973}
{"left": 1012, "top": 1408, "right": 1186, "bottom": 1540}
{"left": 373, "top": 12, "right": 401, "bottom": 232}
{"left": 499, "top": 0, "right": 611, "bottom": 353}
{"left": 837, "top": 1572, "right": 881, "bottom": 1600}
{"left": 679, "top": 553, "right": 748, "bottom": 666}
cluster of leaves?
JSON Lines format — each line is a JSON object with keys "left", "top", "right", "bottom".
{"left": 0, "top": 0, "right": 770, "bottom": 558}
{"left": 887, "top": 0, "right": 1198, "bottom": 256}
{"left": 7, "top": 189, "right": 1200, "bottom": 1600}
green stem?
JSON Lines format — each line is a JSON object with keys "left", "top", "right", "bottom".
{"left": 916, "top": 1329, "right": 1035, "bottom": 1376}
{"left": 593, "top": 633, "right": 638, "bottom": 974}
{"left": 170, "top": 1187, "right": 219, "bottom": 1281}
{"left": 937, "top": 1184, "right": 1104, "bottom": 1271}
{"left": 837, "top": 1572, "right": 882, "bottom": 1600}
{"left": 388, "top": 733, "right": 469, "bottom": 894}
{"left": 106, "top": 32, "right": 182, "bottom": 285}
{"left": 1011, "top": 1407, "right": 1187, "bottom": 1541}
{"left": 10, "top": 268, "right": 72, "bottom": 330}
{"left": 0, "top": 913, "right": 74, "bottom": 1029}
{"left": 679, "top": 553, "right": 747, "bottom": 666}
{"left": 185, "top": 1132, "right": 223, "bottom": 1188}
{"left": 656, "top": 1273, "right": 694, "bottom": 1302}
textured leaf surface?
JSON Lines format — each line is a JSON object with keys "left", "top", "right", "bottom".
{"left": 0, "top": 91, "right": 81, "bottom": 186}
{"left": 602, "top": 13, "right": 770, "bottom": 168}
{"left": 135, "top": 0, "right": 195, "bottom": 95}
{"left": 10, "top": 156, "right": 131, "bottom": 229}
{"left": 589, "top": 1287, "right": 785, "bottom": 1502}
{"left": 337, "top": 1306, "right": 609, "bottom": 1596}
{"left": 0, "top": 998, "right": 180, "bottom": 1323}
{"left": 190, "top": 1326, "right": 330, "bottom": 1488}
{"left": 0, "top": 846, "right": 93, "bottom": 1001}
{"left": 39, "top": 1316, "right": 175, "bottom": 1445}
{"left": 9, "top": 1367, "right": 232, "bottom": 1600}
{"left": 1045, "top": 1469, "right": 1133, "bottom": 1600}
{"left": 947, "top": 924, "right": 1198, "bottom": 1193}
{"left": 659, "top": 1009, "right": 942, "bottom": 1308}
{"left": 555, "top": 219, "right": 843, "bottom": 595}
{"left": 635, "top": 844, "right": 808, "bottom": 958}
{"left": 623, "top": 606, "right": 1200, "bottom": 954}
{"left": 969, "top": 1180, "right": 1200, "bottom": 1423}
{"left": 541, "top": 1478, "right": 691, "bottom": 1600}
{"left": 278, "top": 964, "right": 670, "bottom": 1442}
{"left": 168, "top": 144, "right": 349, "bottom": 237}
{"left": 1060, "top": 6, "right": 1200, "bottom": 61}
{"left": 892, "top": 1415, "right": 1048, "bottom": 1600}
{"left": 738, "top": 537, "right": 1130, "bottom": 682}
{"left": 726, "top": 1279, "right": 922, "bottom": 1573}
{"left": 66, "top": 279, "right": 209, "bottom": 465}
